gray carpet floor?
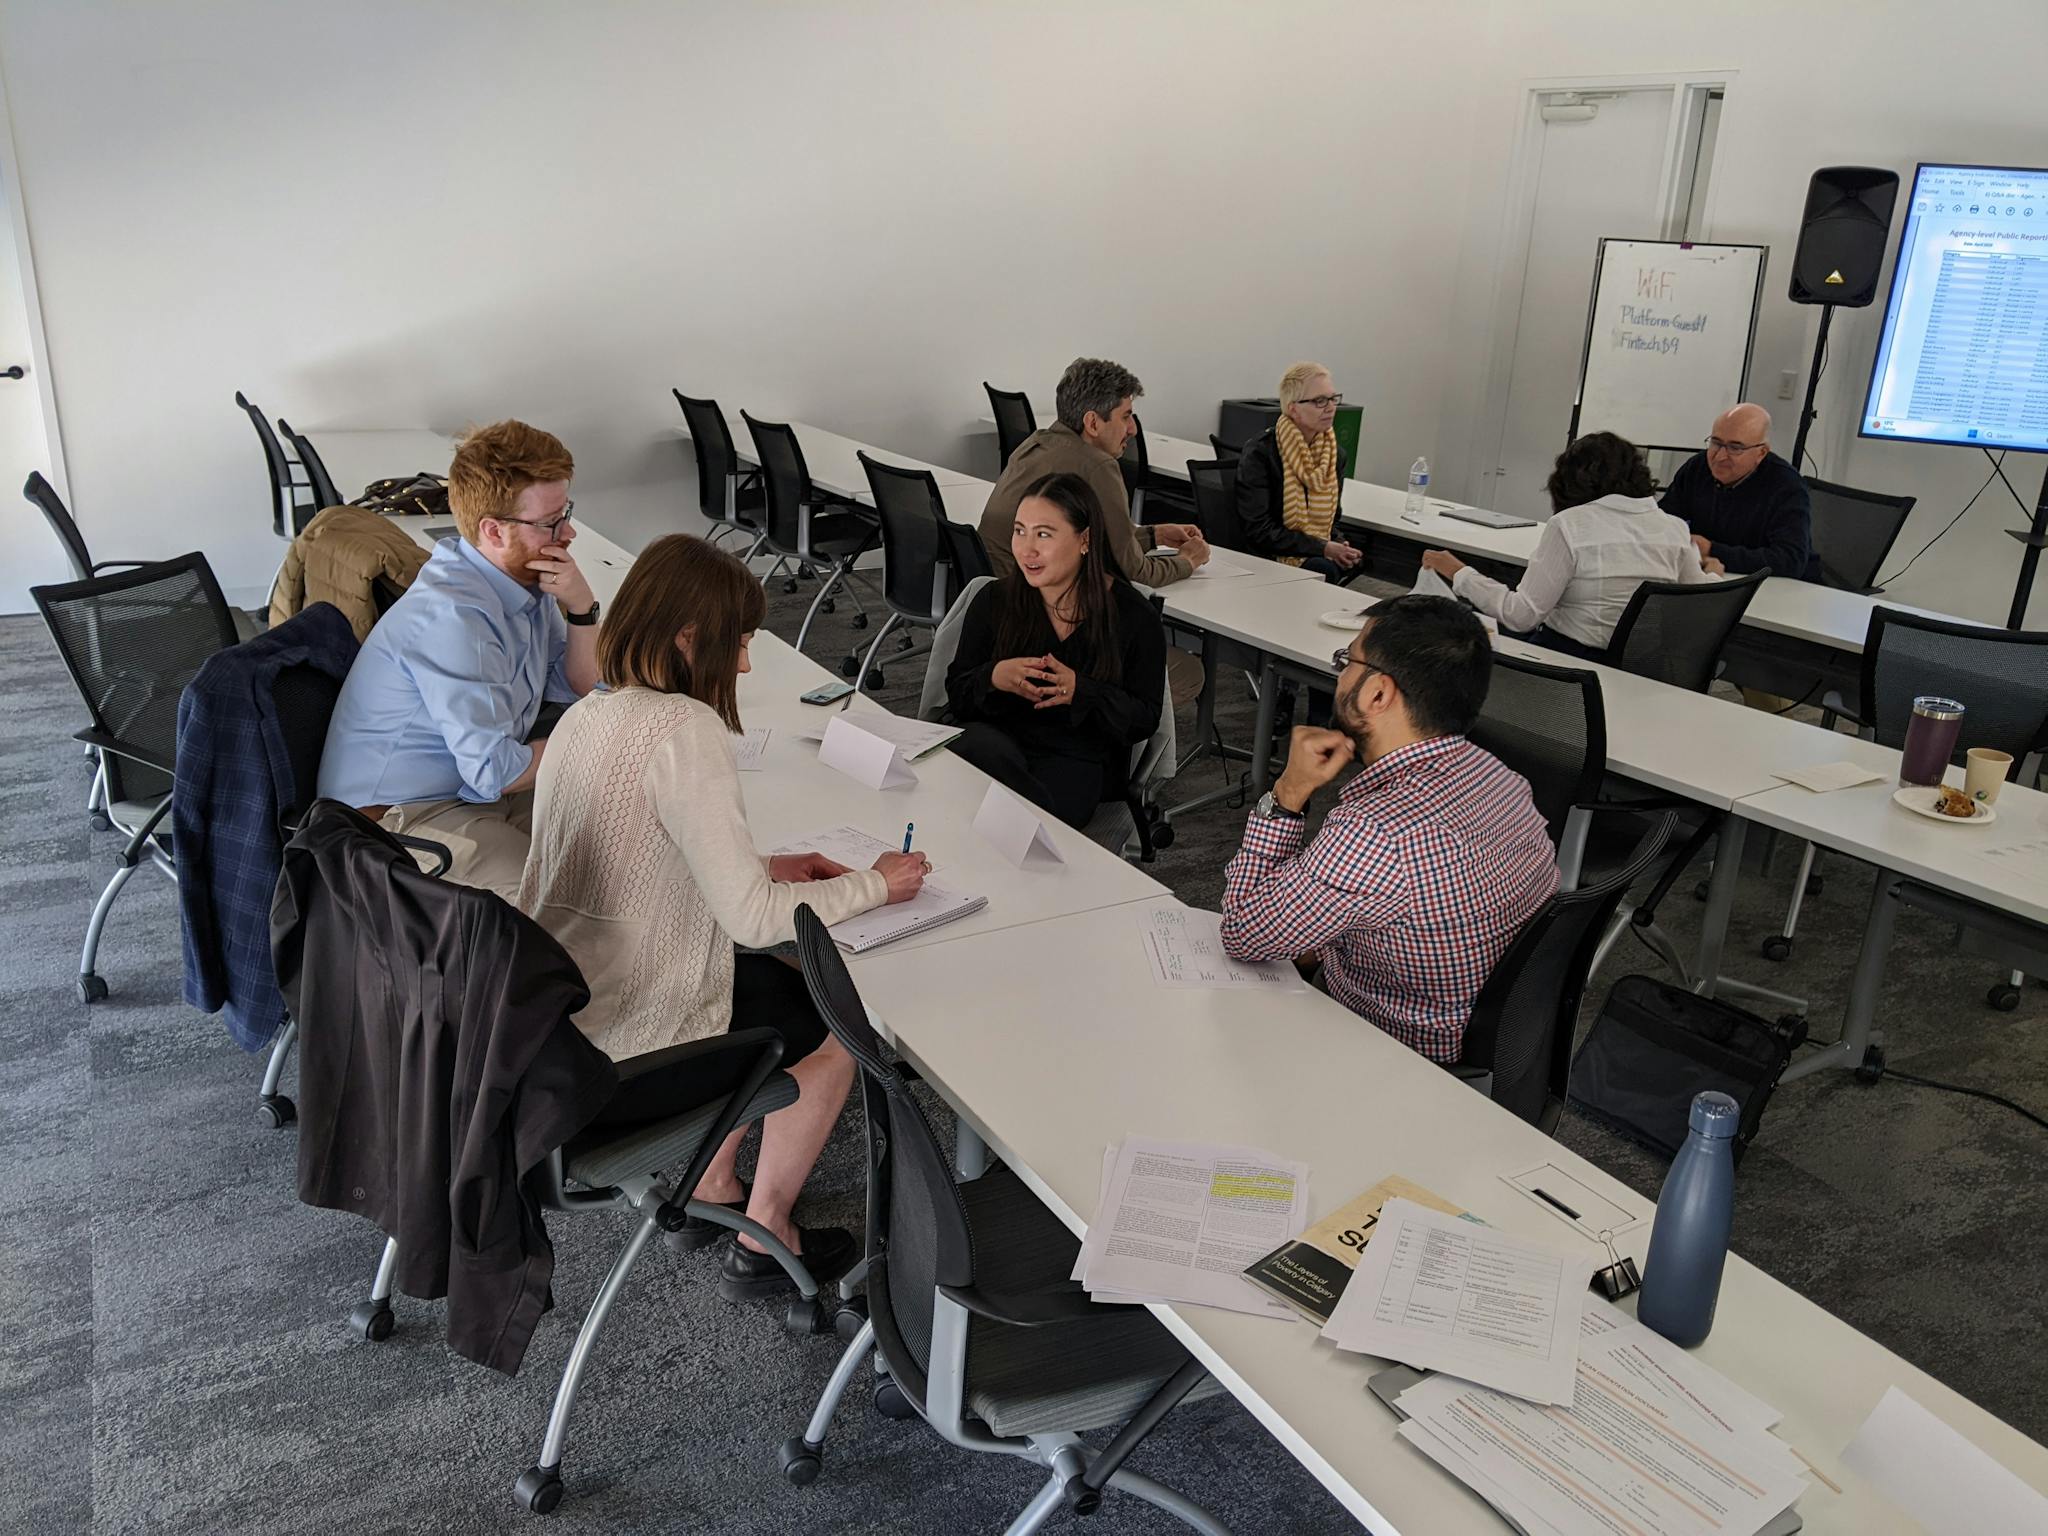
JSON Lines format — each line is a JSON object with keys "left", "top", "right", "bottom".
{"left": 5, "top": 567, "right": 2046, "bottom": 1535}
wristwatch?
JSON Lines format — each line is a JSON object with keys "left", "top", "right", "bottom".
{"left": 1254, "top": 790, "right": 1303, "bottom": 822}
{"left": 565, "top": 600, "right": 600, "bottom": 627}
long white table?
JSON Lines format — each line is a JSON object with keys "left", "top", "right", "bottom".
{"left": 853, "top": 907, "right": 2048, "bottom": 1535}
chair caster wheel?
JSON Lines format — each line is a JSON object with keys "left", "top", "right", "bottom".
{"left": 89, "top": 811, "right": 112, "bottom": 832}
{"left": 868, "top": 669, "right": 886, "bottom": 689}
{"left": 778, "top": 1438, "right": 822, "bottom": 1487}
{"left": 782, "top": 579, "right": 799, "bottom": 594}
{"left": 821, "top": 599, "right": 836, "bottom": 615}
{"left": 850, "top": 612, "right": 867, "bottom": 630}
{"left": 1854, "top": 1045, "right": 1887, "bottom": 1084}
{"left": 839, "top": 656, "right": 860, "bottom": 678}
{"left": 1988, "top": 983, "right": 2021, "bottom": 1012}
{"left": 798, "top": 564, "right": 816, "bottom": 581}
{"left": 513, "top": 1464, "right": 564, "bottom": 1514}
{"left": 786, "top": 1296, "right": 828, "bottom": 1336}
{"left": 872, "top": 1378, "right": 915, "bottom": 1420}
{"left": 78, "top": 974, "right": 109, "bottom": 1003}
{"left": 1691, "top": 880, "right": 1711, "bottom": 903}
{"left": 349, "top": 1301, "right": 395, "bottom": 1342}
{"left": 832, "top": 1298, "right": 868, "bottom": 1341}
{"left": 256, "top": 1094, "right": 296, "bottom": 1129}
{"left": 1151, "top": 823, "right": 1176, "bottom": 850}
{"left": 896, "top": 634, "right": 913, "bottom": 651}
{"left": 1760, "top": 936, "right": 1792, "bottom": 962}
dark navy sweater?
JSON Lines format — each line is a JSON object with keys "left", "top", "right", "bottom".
{"left": 1660, "top": 451, "right": 1816, "bottom": 580}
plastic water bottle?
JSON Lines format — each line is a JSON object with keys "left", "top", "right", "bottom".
{"left": 1636, "top": 1091, "right": 1740, "bottom": 1348}
{"left": 1402, "top": 457, "right": 1430, "bottom": 524}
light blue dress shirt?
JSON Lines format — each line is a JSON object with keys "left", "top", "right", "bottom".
{"left": 318, "top": 537, "right": 576, "bottom": 807}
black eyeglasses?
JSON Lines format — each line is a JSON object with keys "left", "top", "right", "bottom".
{"left": 1704, "top": 437, "right": 1764, "bottom": 456}
{"left": 490, "top": 501, "right": 575, "bottom": 539}
{"left": 1299, "top": 393, "right": 1344, "bottom": 409}
{"left": 1330, "top": 648, "right": 1396, "bottom": 686}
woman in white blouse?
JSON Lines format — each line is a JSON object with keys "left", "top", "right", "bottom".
{"left": 520, "top": 534, "right": 927, "bottom": 1296}
{"left": 1420, "top": 433, "right": 1724, "bottom": 661}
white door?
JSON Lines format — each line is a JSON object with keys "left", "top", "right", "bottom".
{"left": 0, "top": 140, "right": 63, "bottom": 613}
{"left": 1483, "top": 88, "right": 1678, "bottom": 519}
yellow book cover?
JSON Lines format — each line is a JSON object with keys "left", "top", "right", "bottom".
{"left": 1242, "top": 1174, "right": 1469, "bottom": 1324}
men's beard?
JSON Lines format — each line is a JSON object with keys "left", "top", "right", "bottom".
{"left": 502, "top": 545, "right": 546, "bottom": 585}
{"left": 1333, "top": 678, "right": 1374, "bottom": 757}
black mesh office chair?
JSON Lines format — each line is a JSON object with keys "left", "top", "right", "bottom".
{"left": 1453, "top": 810, "right": 1678, "bottom": 1130}
{"left": 274, "top": 803, "right": 828, "bottom": 1516}
{"left": 1207, "top": 433, "right": 1240, "bottom": 465}
{"left": 674, "top": 390, "right": 767, "bottom": 556}
{"left": 1118, "top": 415, "right": 1150, "bottom": 522}
{"left": 1808, "top": 478, "right": 1916, "bottom": 594}
{"left": 743, "top": 413, "right": 879, "bottom": 654}
{"left": 1469, "top": 651, "right": 1607, "bottom": 887}
{"left": 777, "top": 908, "right": 1227, "bottom": 1534}
{"left": 236, "top": 390, "right": 317, "bottom": 537}
{"left": 849, "top": 453, "right": 970, "bottom": 694}
{"left": 277, "top": 418, "right": 345, "bottom": 511}
{"left": 33, "top": 554, "right": 243, "bottom": 1001}
{"left": 1186, "top": 458, "right": 1244, "bottom": 552}
{"left": 1588, "top": 571, "right": 1768, "bottom": 988}
{"left": 1604, "top": 569, "right": 1767, "bottom": 689}
{"left": 1767, "top": 608, "right": 2048, "bottom": 1000}
{"left": 984, "top": 383, "right": 1036, "bottom": 470}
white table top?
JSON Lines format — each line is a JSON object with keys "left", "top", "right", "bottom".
{"left": 306, "top": 428, "right": 460, "bottom": 503}
{"left": 679, "top": 416, "right": 979, "bottom": 501}
{"left": 732, "top": 641, "right": 1169, "bottom": 955}
{"left": 852, "top": 907, "right": 2048, "bottom": 1535}
{"left": 1738, "top": 753, "right": 2048, "bottom": 928}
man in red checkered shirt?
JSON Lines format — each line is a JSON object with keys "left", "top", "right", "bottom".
{"left": 1221, "top": 595, "right": 1558, "bottom": 1063}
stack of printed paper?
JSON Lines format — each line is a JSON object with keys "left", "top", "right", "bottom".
{"left": 1393, "top": 1300, "right": 1809, "bottom": 1536}
{"left": 1072, "top": 1136, "right": 1309, "bottom": 1320}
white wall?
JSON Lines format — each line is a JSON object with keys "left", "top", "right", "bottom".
{"left": 0, "top": 0, "right": 1487, "bottom": 610}
{"left": 3, "top": 0, "right": 2044, "bottom": 623}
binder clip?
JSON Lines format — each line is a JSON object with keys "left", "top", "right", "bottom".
{"left": 1591, "top": 1229, "right": 1640, "bottom": 1302}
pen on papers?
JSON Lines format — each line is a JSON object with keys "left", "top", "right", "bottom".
{"left": 902, "top": 822, "right": 915, "bottom": 854}
{"left": 1532, "top": 1187, "right": 1581, "bottom": 1222}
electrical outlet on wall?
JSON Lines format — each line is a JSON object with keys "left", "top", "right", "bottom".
{"left": 1777, "top": 369, "right": 1798, "bottom": 400}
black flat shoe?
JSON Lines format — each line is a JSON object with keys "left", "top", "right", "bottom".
{"left": 667, "top": 1180, "right": 750, "bottom": 1252}
{"left": 716, "top": 1225, "right": 858, "bottom": 1301}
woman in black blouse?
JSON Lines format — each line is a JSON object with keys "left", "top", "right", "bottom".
{"left": 946, "top": 471, "right": 1167, "bottom": 828}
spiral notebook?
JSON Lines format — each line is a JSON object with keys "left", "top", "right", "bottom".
{"left": 826, "top": 878, "right": 987, "bottom": 953}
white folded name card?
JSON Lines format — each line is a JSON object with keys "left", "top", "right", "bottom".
{"left": 819, "top": 715, "right": 917, "bottom": 790}
{"left": 972, "top": 782, "right": 1065, "bottom": 869}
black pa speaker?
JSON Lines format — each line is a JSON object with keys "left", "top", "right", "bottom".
{"left": 1788, "top": 166, "right": 1899, "bottom": 306}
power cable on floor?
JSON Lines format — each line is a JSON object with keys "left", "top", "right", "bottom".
{"left": 1791, "top": 1034, "right": 2048, "bottom": 1133}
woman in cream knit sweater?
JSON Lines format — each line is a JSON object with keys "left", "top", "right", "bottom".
{"left": 520, "top": 534, "right": 926, "bottom": 1294}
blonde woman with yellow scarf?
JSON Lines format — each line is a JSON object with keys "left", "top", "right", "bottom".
{"left": 1233, "top": 362, "right": 1363, "bottom": 580}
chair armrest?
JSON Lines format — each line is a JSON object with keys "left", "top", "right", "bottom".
{"left": 89, "top": 559, "right": 150, "bottom": 574}
{"left": 72, "top": 727, "right": 175, "bottom": 777}
{"left": 938, "top": 1280, "right": 1121, "bottom": 1328}
{"left": 616, "top": 1025, "right": 784, "bottom": 1085}
{"left": 389, "top": 833, "right": 454, "bottom": 879}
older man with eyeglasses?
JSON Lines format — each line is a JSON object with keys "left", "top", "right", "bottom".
{"left": 1659, "top": 402, "right": 1817, "bottom": 580}
{"left": 318, "top": 419, "right": 601, "bottom": 898}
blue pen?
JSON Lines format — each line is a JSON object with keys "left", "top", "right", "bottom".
{"left": 901, "top": 822, "right": 915, "bottom": 854}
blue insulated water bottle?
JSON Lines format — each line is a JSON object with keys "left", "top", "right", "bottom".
{"left": 1637, "top": 1090, "right": 1740, "bottom": 1347}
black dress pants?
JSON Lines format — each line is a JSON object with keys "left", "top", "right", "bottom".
{"left": 950, "top": 723, "right": 1109, "bottom": 829}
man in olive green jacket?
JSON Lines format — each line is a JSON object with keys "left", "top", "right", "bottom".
{"left": 978, "top": 357, "right": 1209, "bottom": 585}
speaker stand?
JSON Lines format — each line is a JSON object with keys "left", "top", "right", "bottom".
{"left": 1789, "top": 304, "right": 1834, "bottom": 473}
{"left": 2005, "top": 462, "right": 2048, "bottom": 630}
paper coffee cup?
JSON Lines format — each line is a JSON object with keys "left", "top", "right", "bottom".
{"left": 1965, "top": 747, "right": 2013, "bottom": 804}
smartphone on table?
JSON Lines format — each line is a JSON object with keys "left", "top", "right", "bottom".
{"left": 799, "top": 680, "right": 855, "bottom": 706}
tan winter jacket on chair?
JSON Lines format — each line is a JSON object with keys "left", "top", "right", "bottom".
{"left": 268, "top": 505, "right": 429, "bottom": 640}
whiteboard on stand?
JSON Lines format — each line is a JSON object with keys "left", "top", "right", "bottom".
{"left": 1570, "top": 239, "right": 1768, "bottom": 452}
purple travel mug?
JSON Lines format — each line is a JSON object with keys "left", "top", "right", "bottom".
{"left": 1898, "top": 696, "right": 1964, "bottom": 788}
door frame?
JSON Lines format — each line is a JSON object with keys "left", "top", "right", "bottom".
{"left": 0, "top": 65, "right": 70, "bottom": 510}
{"left": 1471, "top": 71, "right": 1737, "bottom": 509}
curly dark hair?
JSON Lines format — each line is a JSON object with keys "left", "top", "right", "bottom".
{"left": 1546, "top": 431, "right": 1657, "bottom": 513}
